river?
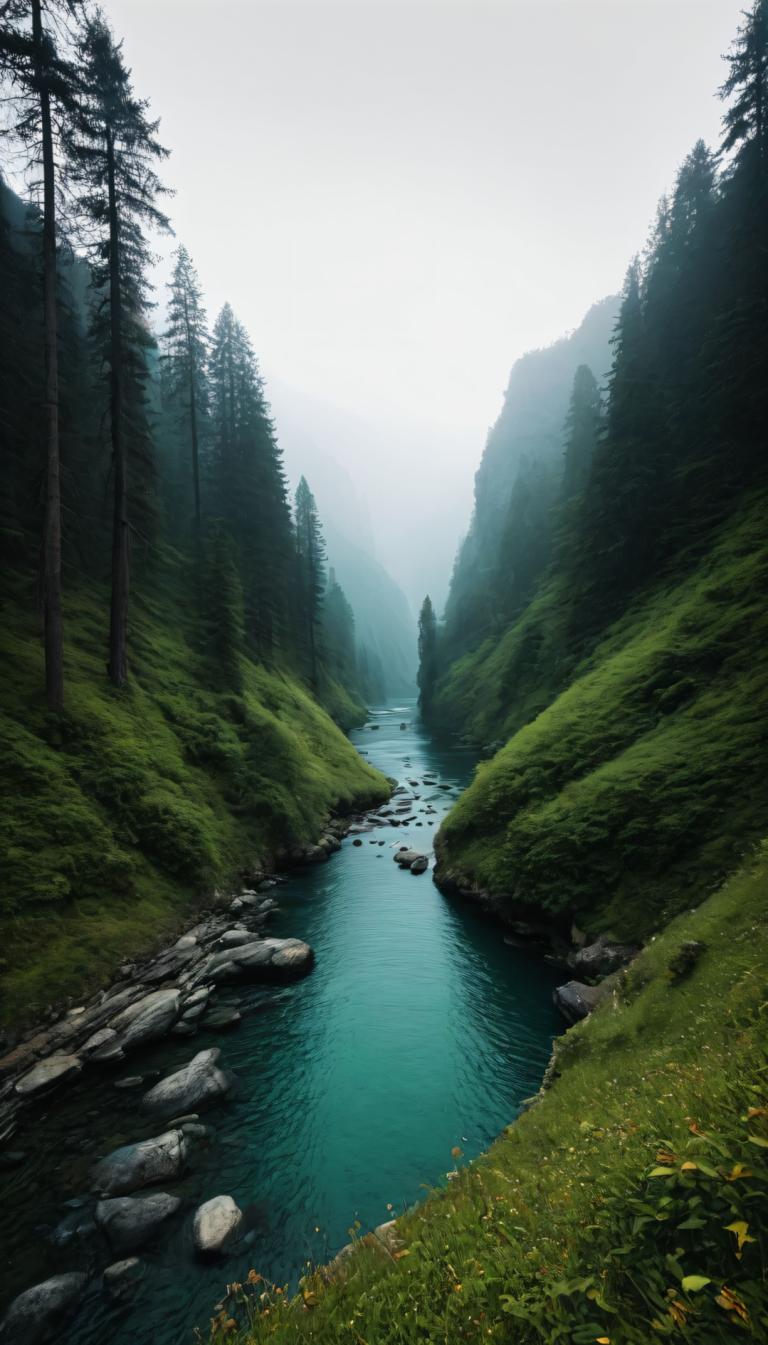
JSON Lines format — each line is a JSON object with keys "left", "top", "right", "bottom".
{"left": 0, "top": 699, "right": 561, "bottom": 1343}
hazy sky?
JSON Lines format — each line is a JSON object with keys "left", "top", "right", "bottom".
{"left": 99, "top": 0, "right": 743, "bottom": 607}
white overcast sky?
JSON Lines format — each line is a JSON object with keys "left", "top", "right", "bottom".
{"left": 98, "top": 0, "right": 745, "bottom": 604}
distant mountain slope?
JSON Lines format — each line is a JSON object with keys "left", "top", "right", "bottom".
{"left": 443, "top": 296, "right": 618, "bottom": 650}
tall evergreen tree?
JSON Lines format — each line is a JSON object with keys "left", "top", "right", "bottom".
{"left": 417, "top": 595, "right": 438, "bottom": 713}
{"left": 163, "top": 244, "right": 208, "bottom": 540}
{"left": 66, "top": 11, "right": 170, "bottom": 686}
{"left": 710, "top": 0, "right": 768, "bottom": 473}
{"left": 208, "top": 303, "right": 293, "bottom": 654}
{"left": 323, "top": 568, "right": 357, "bottom": 685}
{"left": 294, "top": 476, "right": 325, "bottom": 688}
{"left": 0, "top": 0, "right": 83, "bottom": 710}
{"left": 562, "top": 364, "right": 603, "bottom": 500}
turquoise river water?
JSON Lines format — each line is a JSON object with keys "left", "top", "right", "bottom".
{"left": 0, "top": 700, "right": 562, "bottom": 1343}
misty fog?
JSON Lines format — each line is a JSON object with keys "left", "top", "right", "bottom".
{"left": 86, "top": 0, "right": 743, "bottom": 616}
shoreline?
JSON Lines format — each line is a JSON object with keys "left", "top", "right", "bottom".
{"left": 0, "top": 799, "right": 384, "bottom": 1149}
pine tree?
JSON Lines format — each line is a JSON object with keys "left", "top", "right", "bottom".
{"left": 66, "top": 12, "right": 170, "bottom": 686}
{"left": 323, "top": 569, "right": 357, "bottom": 685}
{"left": 720, "top": 0, "right": 768, "bottom": 171}
{"left": 0, "top": 0, "right": 84, "bottom": 710}
{"left": 163, "top": 244, "right": 208, "bottom": 541}
{"left": 417, "top": 595, "right": 438, "bottom": 713}
{"left": 709, "top": 1, "right": 768, "bottom": 477}
{"left": 294, "top": 476, "right": 325, "bottom": 688}
{"left": 562, "top": 365, "right": 603, "bottom": 500}
{"left": 208, "top": 303, "right": 294, "bottom": 655}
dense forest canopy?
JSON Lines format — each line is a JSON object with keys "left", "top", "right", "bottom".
{"left": 426, "top": 4, "right": 768, "bottom": 700}
{"left": 0, "top": 2, "right": 395, "bottom": 716}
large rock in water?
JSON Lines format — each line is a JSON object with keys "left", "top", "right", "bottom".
{"left": 15, "top": 1054, "right": 82, "bottom": 1097}
{"left": 393, "top": 849, "right": 422, "bottom": 869}
{"left": 553, "top": 980, "right": 606, "bottom": 1025}
{"left": 0, "top": 1272, "right": 87, "bottom": 1344}
{"left": 192, "top": 1194, "right": 243, "bottom": 1255}
{"left": 109, "top": 989, "right": 181, "bottom": 1050}
{"left": 142, "top": 1048, "right": 232, "bottom": 1115}
{"left": 92, "top": 1129, "right": 189, "bottom": 1196}
{"left": 205, "top": 937, "right": 313, "bottom": 984}
{"left": 95, "top": 1192, "right": 182, "bottom": 1253}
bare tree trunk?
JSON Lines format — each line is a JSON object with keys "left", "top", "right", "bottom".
{"left": 33, "top": 0, "right": 64, "bottom": 712}
{"left": 106, "top": 128, "right": 128, "bottom": 686}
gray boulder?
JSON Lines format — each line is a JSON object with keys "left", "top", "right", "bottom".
{"left": 192, "top": 1194, "right": 243, "bottom": 1255}
{"left": 0, "top": 1272, "right": 87, "bottom": 1344}
{"left": 569, "top": 937, "right": 638, "bottom": 978}
{"left": 206, "top": 937, "right": 313, "bottom": 983}
{"left": 410, "top": 855, "right": 429, "bottom": 875}
{"left": 142, "top": 1048, "right": 232, "bottom": 1115}
{"left": 92, "top": 1128, "right": 188, "bottom": 1196}
{"left": 15, "top": 1054, "right": 81, "bottom": 1097}
{"left": 80, "top": 1027, "right": 125, "bottom": 1063}
{"left": 109, "top": 989, "right": 181, "bottom": 1050}
{"left": 393, "top": 849, "right": 420, "bottom": 868}
{"left": 95, "top": 1192, "right": 182, "bottom": 1253}
{"left": 553, "top": 980, "right": 606, "bottom": 1025}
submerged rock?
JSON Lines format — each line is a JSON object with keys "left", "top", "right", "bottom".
{"left": 92, "top": 1128, "right": 189, "bottom": 1196}
{"left": 192, "top": 1194, "right": 243, "bottom": 1254}
{"left": 142, "top": 1048, "right": 232, "bottom": 1116}
{"left": 0, "top": 1272, "right": 87, "bottom": 1344}
{"left": 103, "top": 1257, "right": 145, "bottom": 1300}
{"left": 95, "top": 1192, "right": 182, "bottom": 1253}
{"left": 204, "top": 1007, "right": 242, "bottom": 1031}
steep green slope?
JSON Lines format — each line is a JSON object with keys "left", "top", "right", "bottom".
{"left": 0, "top": 555, "right": 388, "bottom": 1027}
{"left": 219, "top": 841, "right": 768, "bottom": 1345}
{"left": 433, "top": 488, "right": 768, "bottom": 940}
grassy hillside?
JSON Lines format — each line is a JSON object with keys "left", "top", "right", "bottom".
{"left": 0, "top": 553, "right": 388, "bottom": 1027}
{"left": 433, "top": 488, "right": 768, "bottom": 940}
{"left": 215, "top": 840, "right": 768, "bottom": 1345}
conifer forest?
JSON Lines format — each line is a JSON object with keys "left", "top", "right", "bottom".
{"left": 1, "top": 3, "right": 767, "bottom": 1344}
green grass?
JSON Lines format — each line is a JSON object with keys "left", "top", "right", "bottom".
{"left": 435, "top": 490, "right": 768, "bottom": 938}
{"left": 0, "top": 554, "right": 388, "bottom": 1026}
{"left": 214, "top": 841, "right": 768, "bottom": 1345}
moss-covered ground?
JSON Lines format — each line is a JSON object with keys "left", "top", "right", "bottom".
{"left": 435, "top": 489, "right": 768, "bottom": 938}
{"left": 214, "top": 841, "right": 768, "bottom": 1345}
{"left": 0, "top": 555, "right": 388, "bottom": 1027}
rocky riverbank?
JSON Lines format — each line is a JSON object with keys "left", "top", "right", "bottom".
{"left": 0, "top": 809, "right": 372, "bottom": 1145}
{"left": 0, "top": 805, "right": 382, "bottom": 1342}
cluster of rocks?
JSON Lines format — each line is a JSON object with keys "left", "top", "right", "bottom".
{"left": 0, "top": 798, "right": 393, "bottom": 1343}
{"left": 0, "top": 1043, "right": 254, "bottom": 1340}
{"left": 0, "top": 884, "right": 316, "bottom": 1147}
{"left": 393, "top": 848, "right": 429, "bottom": 875}
{"left": 552, "top": 935, "right": 640, "bottom": 1025}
